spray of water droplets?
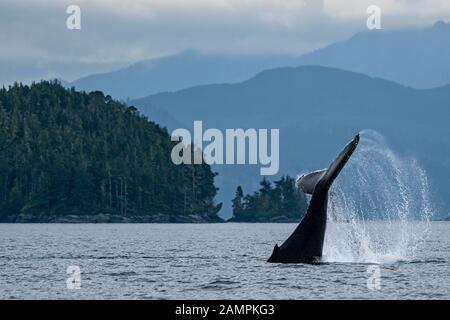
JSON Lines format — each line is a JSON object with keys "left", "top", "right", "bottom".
{"left": 321, "top": 130, "right": 433, "bottom": 264}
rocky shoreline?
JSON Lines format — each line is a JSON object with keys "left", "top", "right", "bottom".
{"left": 0, "top": 213, "right": 304, "bottom": 223}
{"left": 0, "top": 213, "right": 224, "bottom": 223}
{"left": 227, "top": 215, "right": 300, "bottom": 223}
{"left": 4, "top": 214, "right": 449, "bottom": 223}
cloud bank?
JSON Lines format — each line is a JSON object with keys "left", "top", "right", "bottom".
{"left": 0, "top": 0, "right": 449, "bottom": 85}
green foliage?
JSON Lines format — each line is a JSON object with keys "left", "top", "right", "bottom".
{"left": 230, "top": 175, "right": 308, "bottom": 222}
{"left": 0, "top": 81, "right": 221, "bottom": 221}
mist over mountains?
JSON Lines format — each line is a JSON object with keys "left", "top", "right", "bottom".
{"left": 69, "top": 21, "right": 450, "bottom": 101}
{"left": 297, "top": 21, "right": 450, "bottom": 89}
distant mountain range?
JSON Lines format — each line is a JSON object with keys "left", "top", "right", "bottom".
{"left": 69, "top": 21, "right": 450, "bottom": 100}
{"left": 132, "top": 66, "right": 450, "bottom": 218}
{"left": 69, "top": 50, "right": 299, "bottom": 100}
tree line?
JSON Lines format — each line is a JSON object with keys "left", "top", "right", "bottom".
{"left": 231, "top": 176, "right": 308, "bottom": 222}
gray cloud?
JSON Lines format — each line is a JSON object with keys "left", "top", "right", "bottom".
{"left": 0, "top": 0, "right": 449, "bottom": 86}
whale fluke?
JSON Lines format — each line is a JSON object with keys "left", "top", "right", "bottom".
{"left": 297, "top": 169, "right": 326, "bottom": 194}
{"left": 268, "top": 134, "right": 360, "bottom": 264}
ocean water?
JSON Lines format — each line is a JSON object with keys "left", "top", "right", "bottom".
{"left": 0, "top": 222, "right": 449, "bottom": 299}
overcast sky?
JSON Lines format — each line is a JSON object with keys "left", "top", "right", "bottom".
{"left": 1, "top": 0, "right": 450, "bottom": 85}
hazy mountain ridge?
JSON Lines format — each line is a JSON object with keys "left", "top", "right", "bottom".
{"left": 297, "top": 21, "right": 450, "bottom": 88}
{"left": 70, "top": 50, "right": 300, "bottom": 100}
{"left": 69, "top": 21, "right": 450, "bottom": 100}
{"left": 132, "top": 66, "right": 450, "bottom": 218}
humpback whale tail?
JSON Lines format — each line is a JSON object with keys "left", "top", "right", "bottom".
{"left": 268, "top": 134, "right": 360, "bottom": 264}
{"left": 298, "top": 133, "right": 360, "bottom": 193}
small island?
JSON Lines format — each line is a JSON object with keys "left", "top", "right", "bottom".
{"left": 229, "top": 176, "right": 308, "bottom": 222}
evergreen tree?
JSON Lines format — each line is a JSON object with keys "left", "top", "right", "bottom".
{"left": 232, "top": 186, "right": 244, "bottom": 216}
{"left": 231, "top": 175, "right": 308, "bottom": 222}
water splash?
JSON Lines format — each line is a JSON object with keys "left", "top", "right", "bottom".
{"left": 322, "top": 130, "right": 433, "bottom": 264}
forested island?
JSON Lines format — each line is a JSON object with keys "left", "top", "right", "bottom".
{"left": 0, "top": 81, "right": 222, "bottom": 222}
{"left": 230, "top": 176, "right": 308, "bottom": 222}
